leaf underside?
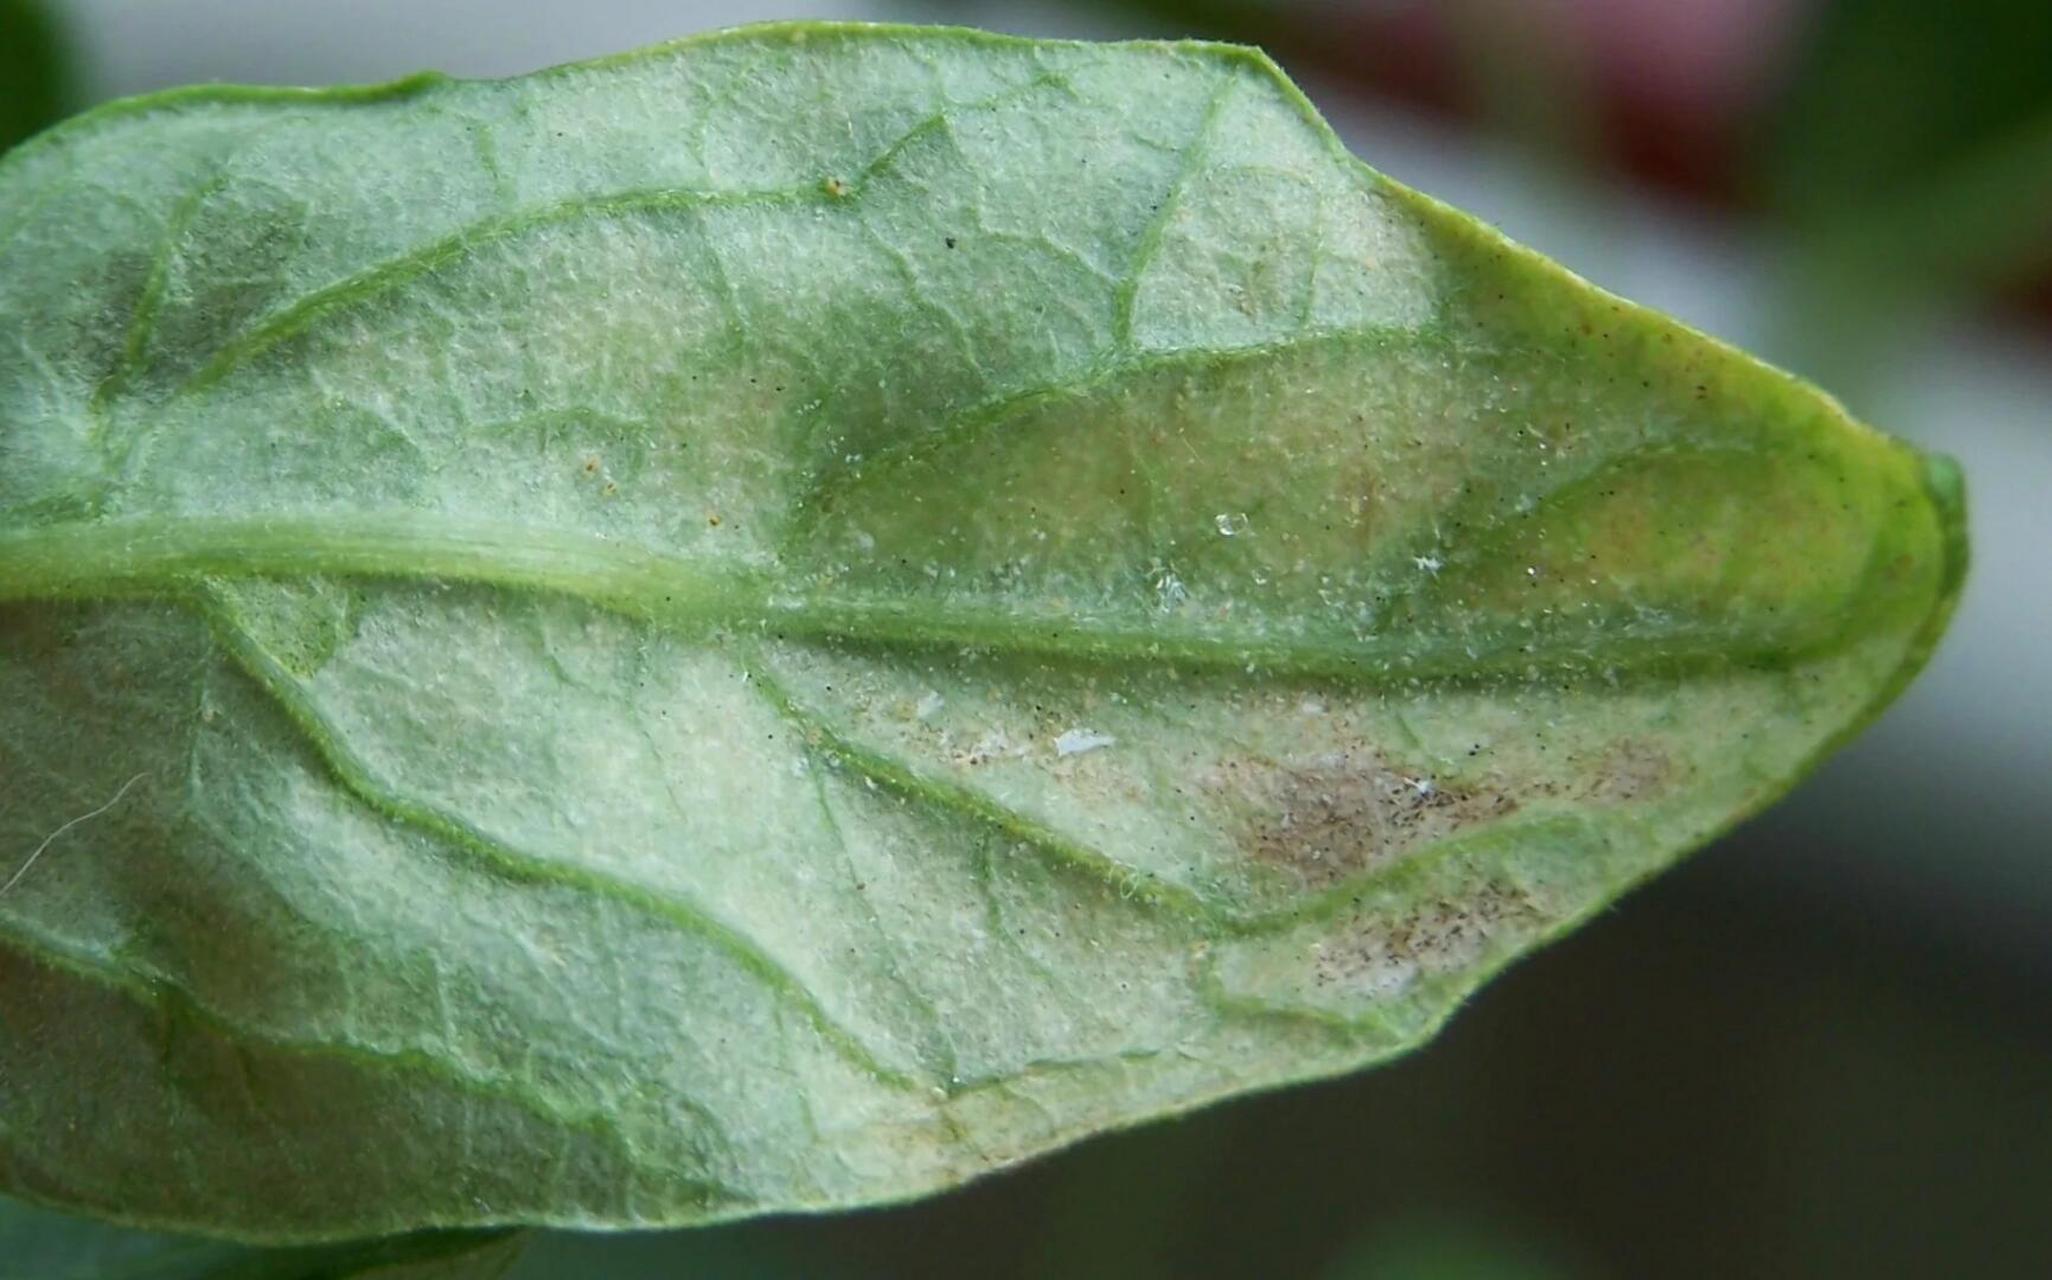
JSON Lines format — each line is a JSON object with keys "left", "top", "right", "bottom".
{"left": 0, "top": 22, "right": 1962, "bottom": 1242}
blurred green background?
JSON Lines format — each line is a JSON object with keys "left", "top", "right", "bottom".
{"left": 4, "top": 0, "right": 2047, "bottom": 1275}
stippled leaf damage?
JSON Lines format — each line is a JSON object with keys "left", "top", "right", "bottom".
{"left": 0, "top": 22, "right": 1961, "bottom": 1241}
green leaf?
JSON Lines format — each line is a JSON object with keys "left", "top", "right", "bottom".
{"left": 0, "top": 1196, "right": 525, "bottom": 1279}
{"left": 0, "top": 21, "right": 1963, "bottom": 1241}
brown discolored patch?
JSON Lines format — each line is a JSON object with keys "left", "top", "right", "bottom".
{"left": 1310, "top": 881, "right": 1544, "bottom": 998}
{"left": 1212, "top": 752, "right": 1520, "bottom": 889}
{"left": 1585, "top": 737, "right": 1677, "bottom": 804}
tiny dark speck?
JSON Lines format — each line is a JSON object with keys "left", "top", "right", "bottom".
{"left": 945, "top": 236, "right": 957, "bottom": 249}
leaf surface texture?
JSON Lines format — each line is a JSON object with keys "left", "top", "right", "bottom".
{"left": 0, "top": 22, "right": 1963, "bottom": 1239}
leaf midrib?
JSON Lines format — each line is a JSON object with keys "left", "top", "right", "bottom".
{"left": 0, "top": 512, "right": 1867, "bottom": 683}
